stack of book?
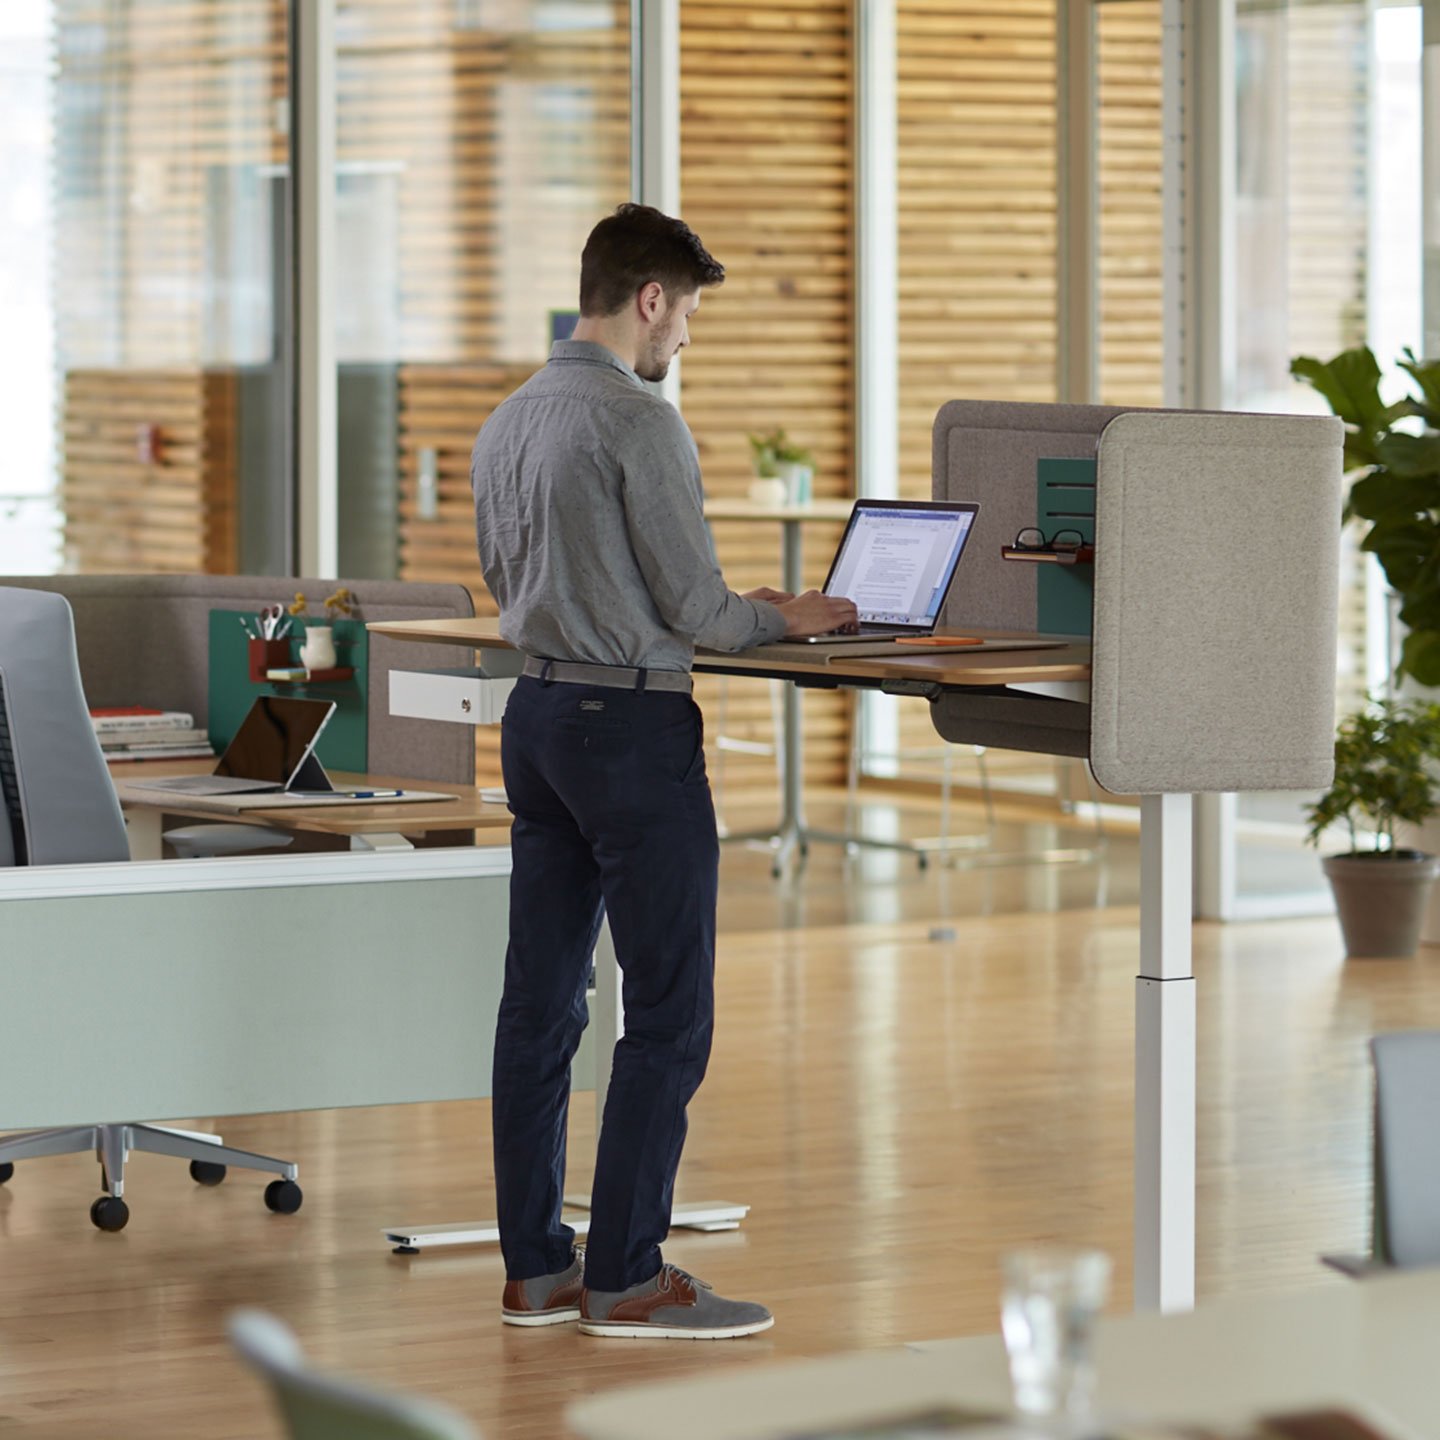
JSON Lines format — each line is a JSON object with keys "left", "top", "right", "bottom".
{"left": 90, "top": 706, "right": 216, "bottom": 764}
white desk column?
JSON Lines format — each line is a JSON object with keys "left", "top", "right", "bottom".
{"left": 1134, "top": 791, "right": 1196, "bottom": 1313}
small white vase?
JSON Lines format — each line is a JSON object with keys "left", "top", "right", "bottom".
{"left": 299, "top": 624, "right": 337, "bottom": 672}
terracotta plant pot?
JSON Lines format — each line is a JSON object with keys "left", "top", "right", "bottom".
{"left": 1322, "top": 850, "right": 1440, "bottom": 958}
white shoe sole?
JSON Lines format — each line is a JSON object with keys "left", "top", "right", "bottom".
{"left": 577, "top": 1315, "right": 774, "bottom": 1340}
{"left": 501, "top": 1307, "right": 581, "bottom": 1327}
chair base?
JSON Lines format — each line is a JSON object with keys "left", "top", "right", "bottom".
{"left": 0, "top": 1122, "right": 298, "bottom": 1209}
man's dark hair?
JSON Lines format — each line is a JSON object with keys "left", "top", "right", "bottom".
{"left": 579, "top": 203, "right": 725, "bottom": 317}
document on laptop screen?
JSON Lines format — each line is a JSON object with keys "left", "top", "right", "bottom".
{"left": 825, "top": 507, "right": 975, "bottom": 626}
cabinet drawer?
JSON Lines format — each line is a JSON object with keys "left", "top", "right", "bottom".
{"left": 389, "top": 667, "right": 515, "bottom": 726}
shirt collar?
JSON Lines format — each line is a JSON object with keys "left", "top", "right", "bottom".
{"left": 549, "top": 339, "right": 644, "bottom": 388}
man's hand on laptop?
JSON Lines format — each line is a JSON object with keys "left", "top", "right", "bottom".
{"left": 777, "top": 590, "right": 860, "bottom": 638}
{"left": 744, "top": 586, "right": 794, "bottom": 604}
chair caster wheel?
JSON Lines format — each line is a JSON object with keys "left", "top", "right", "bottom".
{"left": 189, "top": 1160, "right": 227, "bottom": 1186}
{"left": 91, "top": 1195, "right": 130, "bottom": 1232}
{"left": 264, "top": 1179, "right": 303, "bottom": 1214}
{"left": 0, "top": 1162, "right": 13, "bottom": 1184}
{"left": 394, "top": 1244, "right": 420, "bottom": 1255}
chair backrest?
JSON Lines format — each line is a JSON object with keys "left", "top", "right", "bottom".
{"left": 1371, "top": 1032, "right": 1440, "bottom": 1266}
{"left": 228, "top": 1310, "right": 477, "bottom": 1440}
{"left": 0, "top": 586, "right": 130, "bottom": 867}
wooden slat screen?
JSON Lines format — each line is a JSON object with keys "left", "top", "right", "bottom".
{"left": 679, "top": 0, "right": 855, "bottom": 796}
{"left": 53, "top": 0, "right": 287, "bottom": 575}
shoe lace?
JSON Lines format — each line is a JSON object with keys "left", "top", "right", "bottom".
{"left": 660, "top": 1263, "right": 712, "bottom": 1293}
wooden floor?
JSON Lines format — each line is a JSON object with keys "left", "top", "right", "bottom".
{"left": 2, "top": 799, "right": 1436, "bottom": 1438}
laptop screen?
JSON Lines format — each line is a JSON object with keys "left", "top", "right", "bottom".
{"left": 213, "top": 695, "right": 334, "bottom": 786}
{"left": 822, "top": 501, "right": 979, "bottom": 628}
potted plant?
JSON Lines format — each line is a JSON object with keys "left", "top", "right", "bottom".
{"left": 747, "top": 428, "right": 815, "bottom": 505}
{"left": 1290, "top": 345, "right": 1440, "bottom": 684}
{"left": 1305, "top": 697, "right": 1440, "bottom": 957}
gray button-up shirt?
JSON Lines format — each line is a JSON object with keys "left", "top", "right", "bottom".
{"left": 471, "top": 340, "right": 786, "bottom": 671}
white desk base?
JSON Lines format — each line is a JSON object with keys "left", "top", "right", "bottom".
{"left": 377, "top": 826, "right": 752, "bottom": 1255}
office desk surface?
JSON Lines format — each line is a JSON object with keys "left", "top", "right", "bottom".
{"left": 111, "top": 762, "right": 511, "bottom": 839}
{"left": 569, "top": 1268, "right": 1440, "bottom": 1440}
{"left": 367, "top": 618, "right": 1092, "bottom": 687}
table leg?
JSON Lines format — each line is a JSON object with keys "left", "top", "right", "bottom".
{"left": 124, "top": 807, "right": 164, "bottom": 862}
{"left": 1133, "top": 792, "right": 1196, "bottom": 1313}
{"left": 380, "top": 915, "right": 749, "bottom": 1254}
{"left": 718, "top": 518, "right": 810, "bottom": 875}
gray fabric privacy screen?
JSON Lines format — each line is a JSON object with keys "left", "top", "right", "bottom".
{"left": 929, "top": 400, "right": 1344, "bottom": 795}
{"left": 0, "top": 575, "right": 477, "bottom": 785}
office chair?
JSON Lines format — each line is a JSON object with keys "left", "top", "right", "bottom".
{"left": 1322, "top": 1031, "right": 1440, "bottom": 1276}
{"left": 0, "top": 586, "right": 303, "bottom": 1231}
{"left": 229, "top": 1310, "right": 477, "bottom": 1440}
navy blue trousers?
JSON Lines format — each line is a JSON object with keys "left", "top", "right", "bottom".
{"left": 492, "top": 675, "right": 718, "bottom": 1292}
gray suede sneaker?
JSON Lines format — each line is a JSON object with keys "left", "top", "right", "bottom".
{"left": 500, "top": 1249, "right": 584, "bottom": 1327}
{"left": 578, "top": 1263, "right": 774, "bottom": 1339}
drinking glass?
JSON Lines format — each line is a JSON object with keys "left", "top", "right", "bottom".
{"left": 1000, "top": 1247, "right": 1111, "bottom": 1424}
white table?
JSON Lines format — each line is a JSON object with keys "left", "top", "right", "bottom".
{"left": 569, "top": 1269, "right": 1440, "bottom": 1440}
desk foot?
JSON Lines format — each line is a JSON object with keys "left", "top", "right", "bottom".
{"left": 380, "top": 1199, "right": 750, "bottom": 1254}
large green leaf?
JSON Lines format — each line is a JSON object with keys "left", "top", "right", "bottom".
{"left": 1400, "top": 349, "right": 1440, "bottom": 424}
{"left": 1375, "top": 430, "right": 1440, "bottom": 482}
{"left": 1291, "top": 348, "right": 1389, "bottom": 436}
{"left": 1400, "top": 628, "right": 1440, "bottom": 687}
{"left": 1361, "top": 516, "right": 1439, "bottom": 591}
{"left": 1348, "top": 470, "right": 1439, "bottom": 522}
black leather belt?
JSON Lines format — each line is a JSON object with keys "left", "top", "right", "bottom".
{"left": 522, "top": 657, "right": 693, "bottom": 694}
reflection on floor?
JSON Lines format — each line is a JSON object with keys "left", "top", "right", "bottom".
{"left": 717, "top": 789, "right": 1137, "bottom": 932}
{"left": 2, "top": 791, "right": 1428, "bottom": 1440}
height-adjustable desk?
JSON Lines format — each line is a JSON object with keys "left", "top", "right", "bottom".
{"left": 375, "top": 399, "right": 1343, "bottom": 1311}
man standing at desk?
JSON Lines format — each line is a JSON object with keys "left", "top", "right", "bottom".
{"left": 472, "top": 203, "right": 855, "bottom": 1339}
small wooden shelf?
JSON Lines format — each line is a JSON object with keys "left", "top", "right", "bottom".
{"left": 1000, "top": 545, "right": 1095, "bottom": 565}
{"left": 266, "top": 667, "right": 355, "bottom": 685}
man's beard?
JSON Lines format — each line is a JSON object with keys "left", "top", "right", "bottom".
{"left": 636, "top": 325, "right": 673, "bottom": 383}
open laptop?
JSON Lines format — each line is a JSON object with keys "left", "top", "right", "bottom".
{"left": 788, "top": 498, "right": 980, "bottom": 643}
{"left": 129, "top": 695, "right": 335, "bottom": 796}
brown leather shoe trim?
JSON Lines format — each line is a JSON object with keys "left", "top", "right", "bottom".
{"left": 504, "top": 1272, "right": 581, "bottom": 1314}
{"left": 586, "top": 1270, "right": 698, "bottom": 1324}
{"left": 502, "top": 1278, "right": 534, "bottom": 1313}
{"left": 545, "top": 1274, "right": 583, "bottom": 1309}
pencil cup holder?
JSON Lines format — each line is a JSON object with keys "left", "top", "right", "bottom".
{"left": 248, "top": 637, "right": 291, "bottom": 683}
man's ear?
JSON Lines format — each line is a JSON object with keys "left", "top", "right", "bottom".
{"left": 637, "top": 280, "right": 665, "bottom": 322}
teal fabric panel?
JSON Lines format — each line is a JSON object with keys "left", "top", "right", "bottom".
{"left": 1035, "top": 458, "right": 1095, "bottom": 637}
{"left": 208, "top": 610, "right": 369, "bottom": 772}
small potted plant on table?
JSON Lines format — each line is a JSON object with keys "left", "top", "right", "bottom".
{"left": 747, "top": 429, "right": 815, "bottom": 506}
{"left": 1306, "top": 697, "right": 1440, "bottom": 958}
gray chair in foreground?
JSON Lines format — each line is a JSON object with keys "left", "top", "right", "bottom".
{"left": 0, "top": 586, "right": 303, "bottom": 1231}
{"left": 229, "top": 1310, "right": 477, "bottom": 1440}
{"left": 1323, "top": 1031, "right": 1440, "bottom": 1276}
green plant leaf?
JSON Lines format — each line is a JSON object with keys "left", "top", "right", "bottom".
{"left": 1375, "top": 430, "right": 1440, "bottom": 482}
{"left": 1401, "top": 630, "right": 1440, "bottom": 687}
{"left": 1361, "top": 516, "right": 1438, "bottom": 591}
{"left": 1291, "top": 348, "right": 1388, "bottom": 435}
{"left": 1348, "top": 471, "right": 1438, "bottom": 522}
{"left": 1399, "top": 348, "right": 1440, "bottom": 421}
